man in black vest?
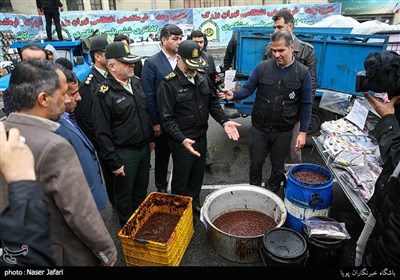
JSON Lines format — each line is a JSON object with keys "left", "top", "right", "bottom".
{"left": 218, "top": 29, "right": 312, "bottom": 193}
{"left": 264, "top": 8, "right": 316, "bottom": 165}
{"left": 157, "top": 40, "right": 241, "bottom": 215}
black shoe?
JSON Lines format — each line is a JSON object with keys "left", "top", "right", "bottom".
{"left": 266, "top": 183, "right": 280, "bottom": 193}
{"left": 157, "top": 188, "right": 167, "bottom": 193}
{"left": 193, "top": 206, "right": 201, "bottom": 216}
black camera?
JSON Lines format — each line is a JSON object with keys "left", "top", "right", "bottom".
{"left": 355, "top": 71, "right": 367, "bottom": 93}
{"left": 357, "top": 50, "right": 400, "bottom": 97}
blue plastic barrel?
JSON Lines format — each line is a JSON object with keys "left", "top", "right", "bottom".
{"left": 284, "top": 164, "right": 333, "bottom": 232}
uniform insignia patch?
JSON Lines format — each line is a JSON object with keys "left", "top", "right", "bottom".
{"left": 99, "top": 85, "right": 109, "bottom": 94}
{"left": 85, "top": 74, "right": 93, "bottom": 85}
{"left": 165, "top": 72, "right": 176, "bottom": 80}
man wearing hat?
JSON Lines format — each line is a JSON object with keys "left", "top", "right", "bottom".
{"left": 75, "top": 35, "right": 109, "bottom": 146}
{"left": 92, "top": 42, "right": 153, "bottom": 226}
{"left": 74, "top": 36, "right": 115, "bottom": 206}
{"left": 157, "top": 40, "right": 241, "bottom": 215}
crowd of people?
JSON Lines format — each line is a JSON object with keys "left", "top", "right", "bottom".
{"left": 0, "top": 8, "right": 399, "bottom": 267}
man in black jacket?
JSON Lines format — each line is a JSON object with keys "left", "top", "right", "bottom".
{"left": 157, "top": 40, "right": 240, "bottom": 215}
{"left": 0, "top": 123, "right": 54, "bottom": 266}
{"left": 222, "top": 30, "right": 238, "bottom": 72}
{"left": 92, "top": 42, "right": 153, "bottom": 226}
{"left": 74, "top": 36, "right": 115, "bottom": 206}
{"left": 355, "top": 92, "right": 400, "bottom": 266}
{"left": 189, "top": 29, "right": 220, "bottom": 167}
{"left": 36, "top": 0, "right": 64, "bottom": 41}
{"left": 75, "top": 36, "right": 109, "bottom": 147}
{"left": 264, "top": 9, "right": 316, "bottom": 165}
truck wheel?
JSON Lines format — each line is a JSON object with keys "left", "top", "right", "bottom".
{"left": 308, "top": 100, "right": 334, "bottom": 135}
{"left": 307, "top": 111, "right": 321, "bottom": 135}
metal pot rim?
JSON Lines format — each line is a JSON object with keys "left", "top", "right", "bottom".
{"left": 202, "top": 185, "right": 287, "bottom": 237}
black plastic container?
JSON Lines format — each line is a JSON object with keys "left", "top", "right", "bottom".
{"left": 260, "top": 227, "right": 308, "bottom": 266}
{"left": 302, "top": 216, "right": 347, "bottom": 267}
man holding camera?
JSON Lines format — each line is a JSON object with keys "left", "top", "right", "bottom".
{"left": 352, "top": 50, "right": 400, "bottom": 266}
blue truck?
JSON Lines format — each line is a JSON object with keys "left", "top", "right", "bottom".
{"left": 229, "top": 27, "right": 392, "bottom": 133}
{"left": 0, "top": 39, "right": 92, "bottom": 110}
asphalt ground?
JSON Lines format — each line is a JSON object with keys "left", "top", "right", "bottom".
{"left": 101, "top": 117, "right": 365, "bottom": 276}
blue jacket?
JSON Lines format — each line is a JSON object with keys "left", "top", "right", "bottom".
{"left": 142, "top": 51, "right": 174, "bottom": 126}
{"left": 57, "top": 115, "right": 108, "bottom": 211}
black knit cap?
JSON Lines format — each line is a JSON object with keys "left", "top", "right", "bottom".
{"left": 178, "top": 40, "right": 208, "bottom": 70}
{"left": 105, "top": 42, "right": 140, "bottom": 64}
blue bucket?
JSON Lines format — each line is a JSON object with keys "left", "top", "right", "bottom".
{"left": 284, "top": 164, "right": 333, "bottom": 233}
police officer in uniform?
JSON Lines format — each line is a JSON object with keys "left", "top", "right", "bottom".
{"left": 92, "top": 42, "right": 153, "bottom": 226}
{"left": 157, "top": 40, "right": 241, "bottom": 215}
{"left": 74, "top": 36, "right": 115, "bottom": 206}
{"left": 75, "top": 36, "right": 109, "bottom": 147}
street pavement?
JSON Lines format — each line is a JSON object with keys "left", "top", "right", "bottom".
{"left": 101, "top": 117, "right": 365, "bottom": 272}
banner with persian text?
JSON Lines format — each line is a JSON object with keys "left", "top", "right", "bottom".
{"left": 0, "top": 3, "right": 340, "bottom": 47}
{"left": 194, "top": 3, "right": 341, "bottom": 46}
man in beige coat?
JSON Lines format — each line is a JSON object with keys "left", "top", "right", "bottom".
{"left": 0, "top": 60, "right": 117, "bottom": 266}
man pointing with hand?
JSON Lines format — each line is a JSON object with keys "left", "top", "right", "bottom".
{"left": 157, "top": 40, "right": 241, "bottom": 215}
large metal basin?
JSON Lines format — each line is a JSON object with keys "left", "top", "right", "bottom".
{"left": 201, "top": 185, "right": 287, "bottom": 263}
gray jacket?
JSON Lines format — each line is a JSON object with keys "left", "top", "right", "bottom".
{"left": 0, "top": 113, "right": 117, "bottom": 266}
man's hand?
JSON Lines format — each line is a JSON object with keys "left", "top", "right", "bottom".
{"left": 182, "top": 138, "right": 200, "bottom": 157}
{"left": 363, "top": 91, "right": 400, "bottom": 117}
{"left": 295, "top": 132, "right": 307, "bottom": 152}
{"left": 223, "top": 121, "right": 241, "bottom": 141}
{"left": 38, "top": 8, "right": 44, "bottom": 15}
{"left": 217, "top": 88, "right": 234, "bottom": 100}
{"left": 153, "top": 124, "right": 162, "bottom": 137}
{"left": 0, "top": 123, "right": 36, "bottom": 183}
{"left": 112, "top": 165, "right": 125, "bottom": 177}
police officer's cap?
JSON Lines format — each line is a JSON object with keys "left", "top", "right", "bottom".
{"left": 90, "top": 36, "right": 109, "bottom": 52}
{"left": 178, "top": 40, "right": 208, "bottom": 70}
{"left": 105, "top": 42, "right": 141, "bottom": 64}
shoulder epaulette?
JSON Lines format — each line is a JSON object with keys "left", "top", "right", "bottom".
{"left": 98, "top": 84, "right": 109, "bottom": 94}
{"left": 164, "top": 72, "right": 177, "bottom": 80}
{"left": 84, "top": 73, "right": 94, "bottom": 85}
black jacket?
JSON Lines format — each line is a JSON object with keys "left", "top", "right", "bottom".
{"left": 157, "top": 67, "right": 229, "bottom": 143}
{"left": 0, "top": 181, "right": 54, "bottom": 266}
{"left": 202, "top": 51, "right": 217, "bottom": 86}
{"left": 223, "top": 31, "right": 238, "bottom": 71}
{"left": 92, "top": 74, "right": 153, "bottom": 171}
{"left": 264, "top": 35, "right": 317, "bottom": 97}
{"left": 75, "top": 67, "right": 107, "bottom": 147}
{"left": 36, "top": 0, "right": 63, "bottom": 11}
{"left": 252, "top": 59, "right": 310, "bottom": 132}
{"left": 363, "top": 114, "right": 400, "bottom": 266}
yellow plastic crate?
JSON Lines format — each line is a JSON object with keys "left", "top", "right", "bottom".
{"left": 118, "top": 192, "right": 194, "bottom": 266}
